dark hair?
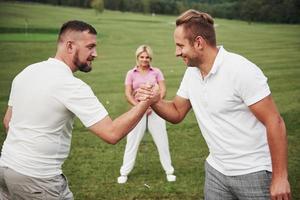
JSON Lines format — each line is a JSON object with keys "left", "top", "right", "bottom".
{"left": 176, "top": 9, "right": 216, "bottom": 47}
{"left": 58, "top": 20, "right": 97, "bottom": 42}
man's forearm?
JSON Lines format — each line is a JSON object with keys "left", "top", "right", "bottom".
{"left": 89, "top": 100, "right": 150, "bottom": 144}
{"left": 109, "top": 100, "right": 151, "bottom": 143}
{"left": 267, "top": 116, "right": 288, "bottom": 179}
{"left": 151, "top": 100, "right": 182, "bottom": 124}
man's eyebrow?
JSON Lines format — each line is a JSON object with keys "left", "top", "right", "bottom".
{"left": 87, "top": 43, "right": 96, "bottom": 47}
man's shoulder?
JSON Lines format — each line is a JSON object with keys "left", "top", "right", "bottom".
{"left": 221, "top": 50, "right": 258, "bottom": 75}
{"left": 58, "top": 75, "right": 87, "bottom": 89}
{"left": 13, "top": 60, "right": 47, "bottom": 81}
{"left": 224, "top": 50, "right": 254, "bottom": 66}
{"left": 220, "top": 51, "right": 266, "bottom": 85}
{"left": 53, "top": 76, "right": 91, "bottom": 100}
{"left": 23, "top": 60, "right": 46, "bottom": 70}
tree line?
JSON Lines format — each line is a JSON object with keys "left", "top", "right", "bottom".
{"left": 15, "top": 0, "right": 300, "bottom": 23}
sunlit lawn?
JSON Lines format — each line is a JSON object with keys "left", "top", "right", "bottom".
{"left": 0, "top": 2, "right": 299, "bottom": 199}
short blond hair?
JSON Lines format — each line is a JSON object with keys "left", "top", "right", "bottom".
{"left": 176, "top": 9, "right": 216, "bottom": 46}
{"left": 135, "top": 45, "right": 153, "bottom": 63}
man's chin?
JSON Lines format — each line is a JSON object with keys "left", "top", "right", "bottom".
{"left": 78, "top": 65, "right": 92, "bottom": 73}
{"left": 184, "top": 60, "right": 197, "bottom": 67}
{"left": 183, "top": 60, "right": 190, "bottom": 66}
{"left": 182, "top": 58, "right": 189, "bottom": 65}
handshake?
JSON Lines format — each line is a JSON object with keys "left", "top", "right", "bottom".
{"left": 135, "top": 83, "right": 161, "bottom": 104}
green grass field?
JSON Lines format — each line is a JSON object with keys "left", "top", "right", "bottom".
{"left": 0, "top": 1, "right": 299, "bottom": 199}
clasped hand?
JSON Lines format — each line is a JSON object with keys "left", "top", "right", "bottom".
{"left": 135, "top": 83, "right": 160, "bottom": 105}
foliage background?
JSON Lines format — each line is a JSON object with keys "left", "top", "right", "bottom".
{"left": 12, "top": 0, "right": 300, "bottom": 23}
{"left": 0, "top": 1, "right": 299, "bottom": 199}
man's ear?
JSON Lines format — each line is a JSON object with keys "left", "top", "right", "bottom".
{"left": 66, "top": 41, "right": 74, "bottom": 54}
{"left": 194, "top": 36, "right": 205, "bottom": 50}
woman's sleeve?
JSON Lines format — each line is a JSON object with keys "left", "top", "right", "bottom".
{"left": 125, "top": 70, "right": 133, "bottom": 85}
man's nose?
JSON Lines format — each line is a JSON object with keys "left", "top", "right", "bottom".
{"left": 92, "top": 50, "right": 97, "bottom": 58}
{"left": 175, "top": 49, "right": 181, "bottom": 57}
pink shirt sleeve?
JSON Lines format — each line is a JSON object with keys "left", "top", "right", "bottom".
{"left": 155, "top": 68, "right": 164, "bottom": 82}
{"left": 125, "top": 70, "right": 133, "bottom": 85}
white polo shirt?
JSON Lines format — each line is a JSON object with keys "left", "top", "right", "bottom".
{"left": 177, "top": 46, "right": 272, "bottom": 176}
{"left": 0, "top": 58, "right": 108, "bottom": 178}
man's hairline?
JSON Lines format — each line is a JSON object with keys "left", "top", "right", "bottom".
{"left": 175, "top": 24, "right": 194, "bottom": 45}
{"left": 58, "top": 30, "right": 96, "bottom": 43}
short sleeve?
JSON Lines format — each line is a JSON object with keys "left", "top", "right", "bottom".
{"left": 60, "top": 80, "right": 108, "bottom": 127}
{"left": 176, "top": 69, "right": 190, "bottom": 99}
{"left": 125, "top": 70, "right": 133, "bottom": 85}
{"left": 236, "top": 63, "right": 271, "bottom": 106}
{"left": 8, "top": 83, "right": 14, "bottom": 106}
{"left": 155, "top": 68, "right": 164, "bottom": 82}
{"left": 8, "top": 77, "right": 18, "bottom": 106}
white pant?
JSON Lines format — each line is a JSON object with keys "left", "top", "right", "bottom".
{"left": 119, "top": 111, "right": 174, "bottom": 176}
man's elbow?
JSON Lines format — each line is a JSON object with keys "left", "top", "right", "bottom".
{"left": 105, "top": 137, "right": 119, "bottom": 145}
{"left": 168, "top": 115, "right": 184, "bottom": 124}
{"left": 266, "top": 114, "right": 286, "bottom": 135}
{"left": 277, "top": 115, "right": 286, "bottom": 130}
{"left": 271, "top": 114, "right": 285, "bottom": 127}
{"left": 100, "top": 132, "right": 122, "bottom": 145}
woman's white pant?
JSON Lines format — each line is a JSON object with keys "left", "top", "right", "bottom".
{"left": 119, "top": 111, "right": 174, "bottom": 176}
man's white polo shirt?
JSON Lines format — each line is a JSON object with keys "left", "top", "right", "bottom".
{"left": 177, "top": 46, "right": 272, "bottom": 176}
{"left": 0, "top": 58, "right": 108, "bottom": 178}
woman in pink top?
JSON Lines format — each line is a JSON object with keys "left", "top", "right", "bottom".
{"left": 117, "top": 45, "right": 176, "bottom": 184}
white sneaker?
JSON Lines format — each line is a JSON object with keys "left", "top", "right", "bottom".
{"left": 117, "top": 175, "right": 128, "bottom": 184}
{"left": 166, "top": 174, "right": 176, "bottom": 182}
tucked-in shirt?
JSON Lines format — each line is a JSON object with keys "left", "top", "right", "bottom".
{"left": 0, "top": 58, "right": 108, "bottom": 178}
{"left": 125, "top": 66, "right": 164, "bottom": 93}
{"left": 177, "top": 46, "right": 272, "bottom": 176}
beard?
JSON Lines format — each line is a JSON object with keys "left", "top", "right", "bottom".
{"left": 73, "top": 51, "right": 92, "bottom": 73}
{"left": 181, "top": 48, "right": 202, "bottom": 67}
{"left": 185, "top": 55, "right": 201, "bottom": 67}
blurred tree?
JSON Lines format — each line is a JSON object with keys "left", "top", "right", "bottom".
{"left": 176, "top": 0, "right": 189, "bottom": 14}
{"left": 103, "top": 0, "right": 121, "bottom": 10}
{"left": 141, "top": 0, "right": 151, "bottom": 14}
{"left": 13, "top": 0, "right": 300, "bottom": 23}
{"left": 90, "top": 0, "right": 104, "bottom": 14}
{"left": 239, "top": 0, "right": 263, "bottom": 24}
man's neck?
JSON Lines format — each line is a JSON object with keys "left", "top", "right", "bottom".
{"left": 54, "top": 52, "right": 76, "bottom": 72}
{"left": 198, "top": 47, "right": 218, "bottom": 78}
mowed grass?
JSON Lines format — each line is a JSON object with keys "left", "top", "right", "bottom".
{"left": 0, "top": 2, "right": 299, "bottom": 199}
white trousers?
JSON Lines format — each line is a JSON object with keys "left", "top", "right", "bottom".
{"left": 119, "top": 111, "right": 174, "bottom": 176}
